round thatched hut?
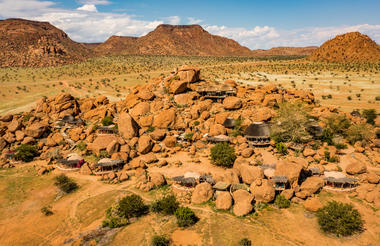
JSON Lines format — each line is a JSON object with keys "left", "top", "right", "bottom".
{"left": 243, "top": 122, "right": 270, "bottom": 146}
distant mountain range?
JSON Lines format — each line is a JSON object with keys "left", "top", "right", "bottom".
{"left": 0, "top": 18, "right": 378, "bottom": 67}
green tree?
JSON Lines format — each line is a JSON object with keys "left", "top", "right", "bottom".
{"left": 210, "top": 142, "right": 236, "bottom": 167}
{"left": 362, "top": 109, "right": 377, "bottom": 125}
{"left": 15, "top": 144, "right": 39, "bottom": 162}
{"left": 119, "top": 194, "right": 149, "bottom": 219}
{"left": 316, "top": 201, "right": 363, "bottom": 237}
{"left": 175, "top": 207, "right": 198, "bottom": 227}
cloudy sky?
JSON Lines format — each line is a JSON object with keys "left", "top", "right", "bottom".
{"left": 0, "top": 0, "right": 379, "bottom": 49}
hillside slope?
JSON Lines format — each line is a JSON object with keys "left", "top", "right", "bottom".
{"left": 252, "top": 46, "right": 318, "bottom": 56}
{"left": 0, "top": 18, "right": 93, "bottom": 67}
{"left": 95, "top": 24, "right": 253, "bottom": 56}
{"left": 309, "top": 32, "right": 380, "bottom": 62}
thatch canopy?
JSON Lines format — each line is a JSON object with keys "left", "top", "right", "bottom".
{"left": 244, "top": 122, "right": 270, "bottom": 138}
{"left": 272, "top": 176, "right": 288, "bottom": 183}
{"left": 172, "top": 176, "right": 197, "bottom": 187}
{"left": 223, "top": 117, "right": 235, "bottom": 128}
{"left": 96, "top": 158, "right": 124, "bottom": 167}
{"left": 207, "top": 135, "right": 230, "bottom": 142}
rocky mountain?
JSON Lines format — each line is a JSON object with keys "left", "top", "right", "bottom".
{"left": 94, "top": 24, "right": 253, "bottom": 56}
{"left": 252, "top": 46, "right": 318, "bottom": 56}
{"left": 308, "top": 32, "right": 380, "bottom": 63}
{"left": 0, "top": 18, "right": 93, "bottom": 67}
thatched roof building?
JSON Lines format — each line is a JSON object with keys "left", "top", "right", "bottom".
{"left": 244, "top": 122, "right": 270, "bottom": 146}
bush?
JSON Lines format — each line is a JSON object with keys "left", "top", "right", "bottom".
{"left": 41, "top": 206, "right": 53, "bottom": 216}
{"left": 275, "top": 142, "right": 288, "bottom": 155}
{"left": 270, "top": 103, "right": 312, "bottom": 143}
{"left": 238, "top": 238, "right": 252, "bottom": 246}
{"left": 184, "top": 132, "right": 194, "bottom": 142}
{"left": 54, "top": 174, "right": 78, "bottom": 193}
{"left": 274, "top": 195, "right": 291, "bottom": 208}
{"left": 346, "top": 123, "right": 372, "bottom": 145}
{"left": 119, "top": 194, "right": 149, "bottom": 219}
{"left": 362, "top": 109, "right": 377, "bottom": 125}
{"left": 102, "top": 205, "right": 129, "bottom": 228}
{"left": 76, "top": 141, "right": 87, "bottom": 151}
{"left": 151, "top": 195, "right": 179, "bottom": 215}
{"left": 325, "top": 114, "right": 351, "bottom": 137}
{"left": 15, "top": 144, "right": 39, "bottom": 162}
{"left": 151, "top": 235, "right": 170, "bottom": 246}
{"left": 101, "top": 116, "right": 114, "bottom": 126}
{"left": 210, "top": 142, "right": 236, "bottom": 167}
{"left": 316, "top": 201, "right": 363, "bottom": 237}
{"left": 175, "top": 207, "right": 198, "bottom": 227}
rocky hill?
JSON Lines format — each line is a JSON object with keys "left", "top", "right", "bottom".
{"left": 94, "top": 24, "right": 253, "bottom": 56}
{"left": 309, "top": 32, "right": 380, "bottom": 63}
{"left": 0, "top": 18, "right": 93, "bottom": 67}
{"left": 252, "top": 46, "right": 318, "bottom": 56}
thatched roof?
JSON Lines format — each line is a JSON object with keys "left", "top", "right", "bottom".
{"left": 223, "top": 118, "right": 236, "bottom": 128}
{"left": 324, "top": 177, "right": 358, "bottom": 184}
{"left": 57, "top": 159, "right": 80, "bottom": 165}
{"left": 244, "top": 122, "right": 270, "bottom": 138}
{"left": 172, "top": 176, "right": 197, "bottom": 186}
{"left": 272, "top": 176, "right": 288, "bottom": 183}
{"left": 96, "top": 158, "right": 124, "bottom": 167}
{"left": 207, "top": 135, "right": 230, "bottom": 142}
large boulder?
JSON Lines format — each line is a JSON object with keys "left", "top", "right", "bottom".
{"left": 169, "top": 80, "right": 188, "bottom": 94}
{"left": 7, "top": 120, "right": 22, "bottom": 133}
{"left": 300, "top": 176, "right": 324, "bottom": 194}
{"left": 239, "top": 164, "right": 264, "bottom": 185}
{"left": 177, "top": 65, "right": 200, "bottom": 82}
{"left": 209, "top": 124, "right": 226, "bottom": 137}
{"left": 150, "top": 172, "right": 166, "bottom": 187}
{"left": 304, "top": 197, "right": 323, "bottom": 212}
{"left": 215, "top": 192, "right": 232, "bottom": 210}
{"left": 118, "top": 111, "right": 139, "bottom": 140}
{"left": 137, "top": 135, "right": 152, "bottom": 154}
{"left": 106, "top": 140, "right": 120, "bottom": 155}
{"left": 88, "top": 135, "right": 119, "bottom": 154}
{"left": 346, "top": 160, "right": 367, "bottom": 175}
{"left": 233, "top": 202, "right": 253, "bottom": 217}
{"left": 275, "top": 160, "right": 303, "bottom": 187}
{"left": 0, "top": 137, "right": 7, "bottom": 151}
{"left": 232, "top": 190, "right": 253, "bottom": 204}
{"left": 137, "top": 88, "right": 155, "bottom": 100}
{"left": 191, "top": 182, "right": 213, "bottom": 204}
{"left": 150, "top": 129, "right": 166, "bottom": 141}
{"left": 153, "top": 109, "right": 176, "bottom": 128}
{"left": 130, "top": 102, "right": 150, "bottom": 119}
{"left": 25, "top": 122, "right": 48, "bottom": 138}
{"left": 223, "top": 97, "right": 242, "bottom": 110}
{"left": 232, "top": 190, "right": 254, "bottom": 216}
{"left": 223, "top": 169, "right": 240, "bottom": 184}
{"left": 250, "top": 179, "right": 275, "bottom": 203}
{"left": 163, "top": 136, "right": 177, "bottom": 148}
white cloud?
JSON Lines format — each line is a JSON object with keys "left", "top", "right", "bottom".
{"left": 78, "top": 0, "right": 110, "bottom": 5}
{"left": 162, "top": 16, "right": 180, "bottom": 25}
{"left": 0, "top": 0, "right": 379, "bottom": 48}
{"left": 77, "top": 4, "right": 97, "bottom": 12}
{"left": 187, "top": 17, "right": 203, "bottom": 24}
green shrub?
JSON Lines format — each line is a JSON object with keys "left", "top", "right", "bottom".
{"left": 238, "top": 238, "right": 252, "bottom": 246}
{"left": 119, "top": 194, "right": 148, "bottom": 219}
{"left": 274, "top": 195, "right": 291, "bottom": 208}
{"left": 362, "top": 109, "right": 377, "bottom": 125}
{"left": 270, "top": 103, "right": 312, "bottom": 143}
{"left": 41, "top": 206, "right": 53, "bottom": 216}
{"left": 275, "top": 142, "right": 288, "bottom": 155}
{"left": 184, "top": 132, "right": 194, "bottom": 142}
{"left": 210, "top": 142, "right": 236, "bottom": 167}
{"left": 146, "top": 126, "right": 155, "bottom": 133}
{"left": 175, "top": 207, "right": 198, "bottom": 227}
{"left": 15, "top": 144, "right": 39, "bottom": 162}
{"left": 76, "top": 141, "right": 87, "bottom": 151}
{"left": 101, "top": 116, "right": 114, "bottom": 126}
{"left": 54, "top": 174, "right": 78, "bottom": 193}
{"left": 316, "top": 201, "right": 363, "bottom": 237}
{"left": 346, "top": 123, "right": 372, "bottom": 145}
{"left": 151, "top": 235, "right": 170, "bottom": 246}
{"left": 102, "top": 205, "right": 129, "bottom": 228}
{"left": 151, "top": 195, "right": 179, "bottom": 215}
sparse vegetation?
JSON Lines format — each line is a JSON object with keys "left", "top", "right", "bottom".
{"left": 238, "top": 238, "right": 252, "bottom": 246}
{"left": 175, "top": 207, "right": 198, "bottom": 227}
{"left": 270, "top": 103, "right": 312, "bottom": 143}
{"left": 274, "top": 195, "right": 291, "bottom": 208}
{"left": 362, "top": 109, "right": 377, "bottom": 125}
{"left": 210, "top": 142, "right": 236, "bottom": 167}
{"left": 151, "top": 194, "right": 179, "bottom": 215}
{"left": 54, "top": 174, "right": 78, "bottom": 193}
{"left": 101, "top": 116, "right": 114, "bottom": 126}
{"left": 15, "top": 144, "right": 39, "bottom": 162}
{"left": 151, "top": 235, "right": 170, "bottom": 246}
{"left": 118, "top": 194, "right": 149, "bottom": 219}
{"left": 41, "top": 206, "right": 53, "bottom": 216}
{"left": 275, "top": 142, "right": 288, "bottom": 155}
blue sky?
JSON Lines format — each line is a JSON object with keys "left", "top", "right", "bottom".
{"left": 0, "top": 0, "right": 379, "bottom": 49}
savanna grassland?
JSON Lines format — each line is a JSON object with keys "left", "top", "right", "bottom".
{"left": 1, "top": 55, "right": 378, "bottom": 115}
